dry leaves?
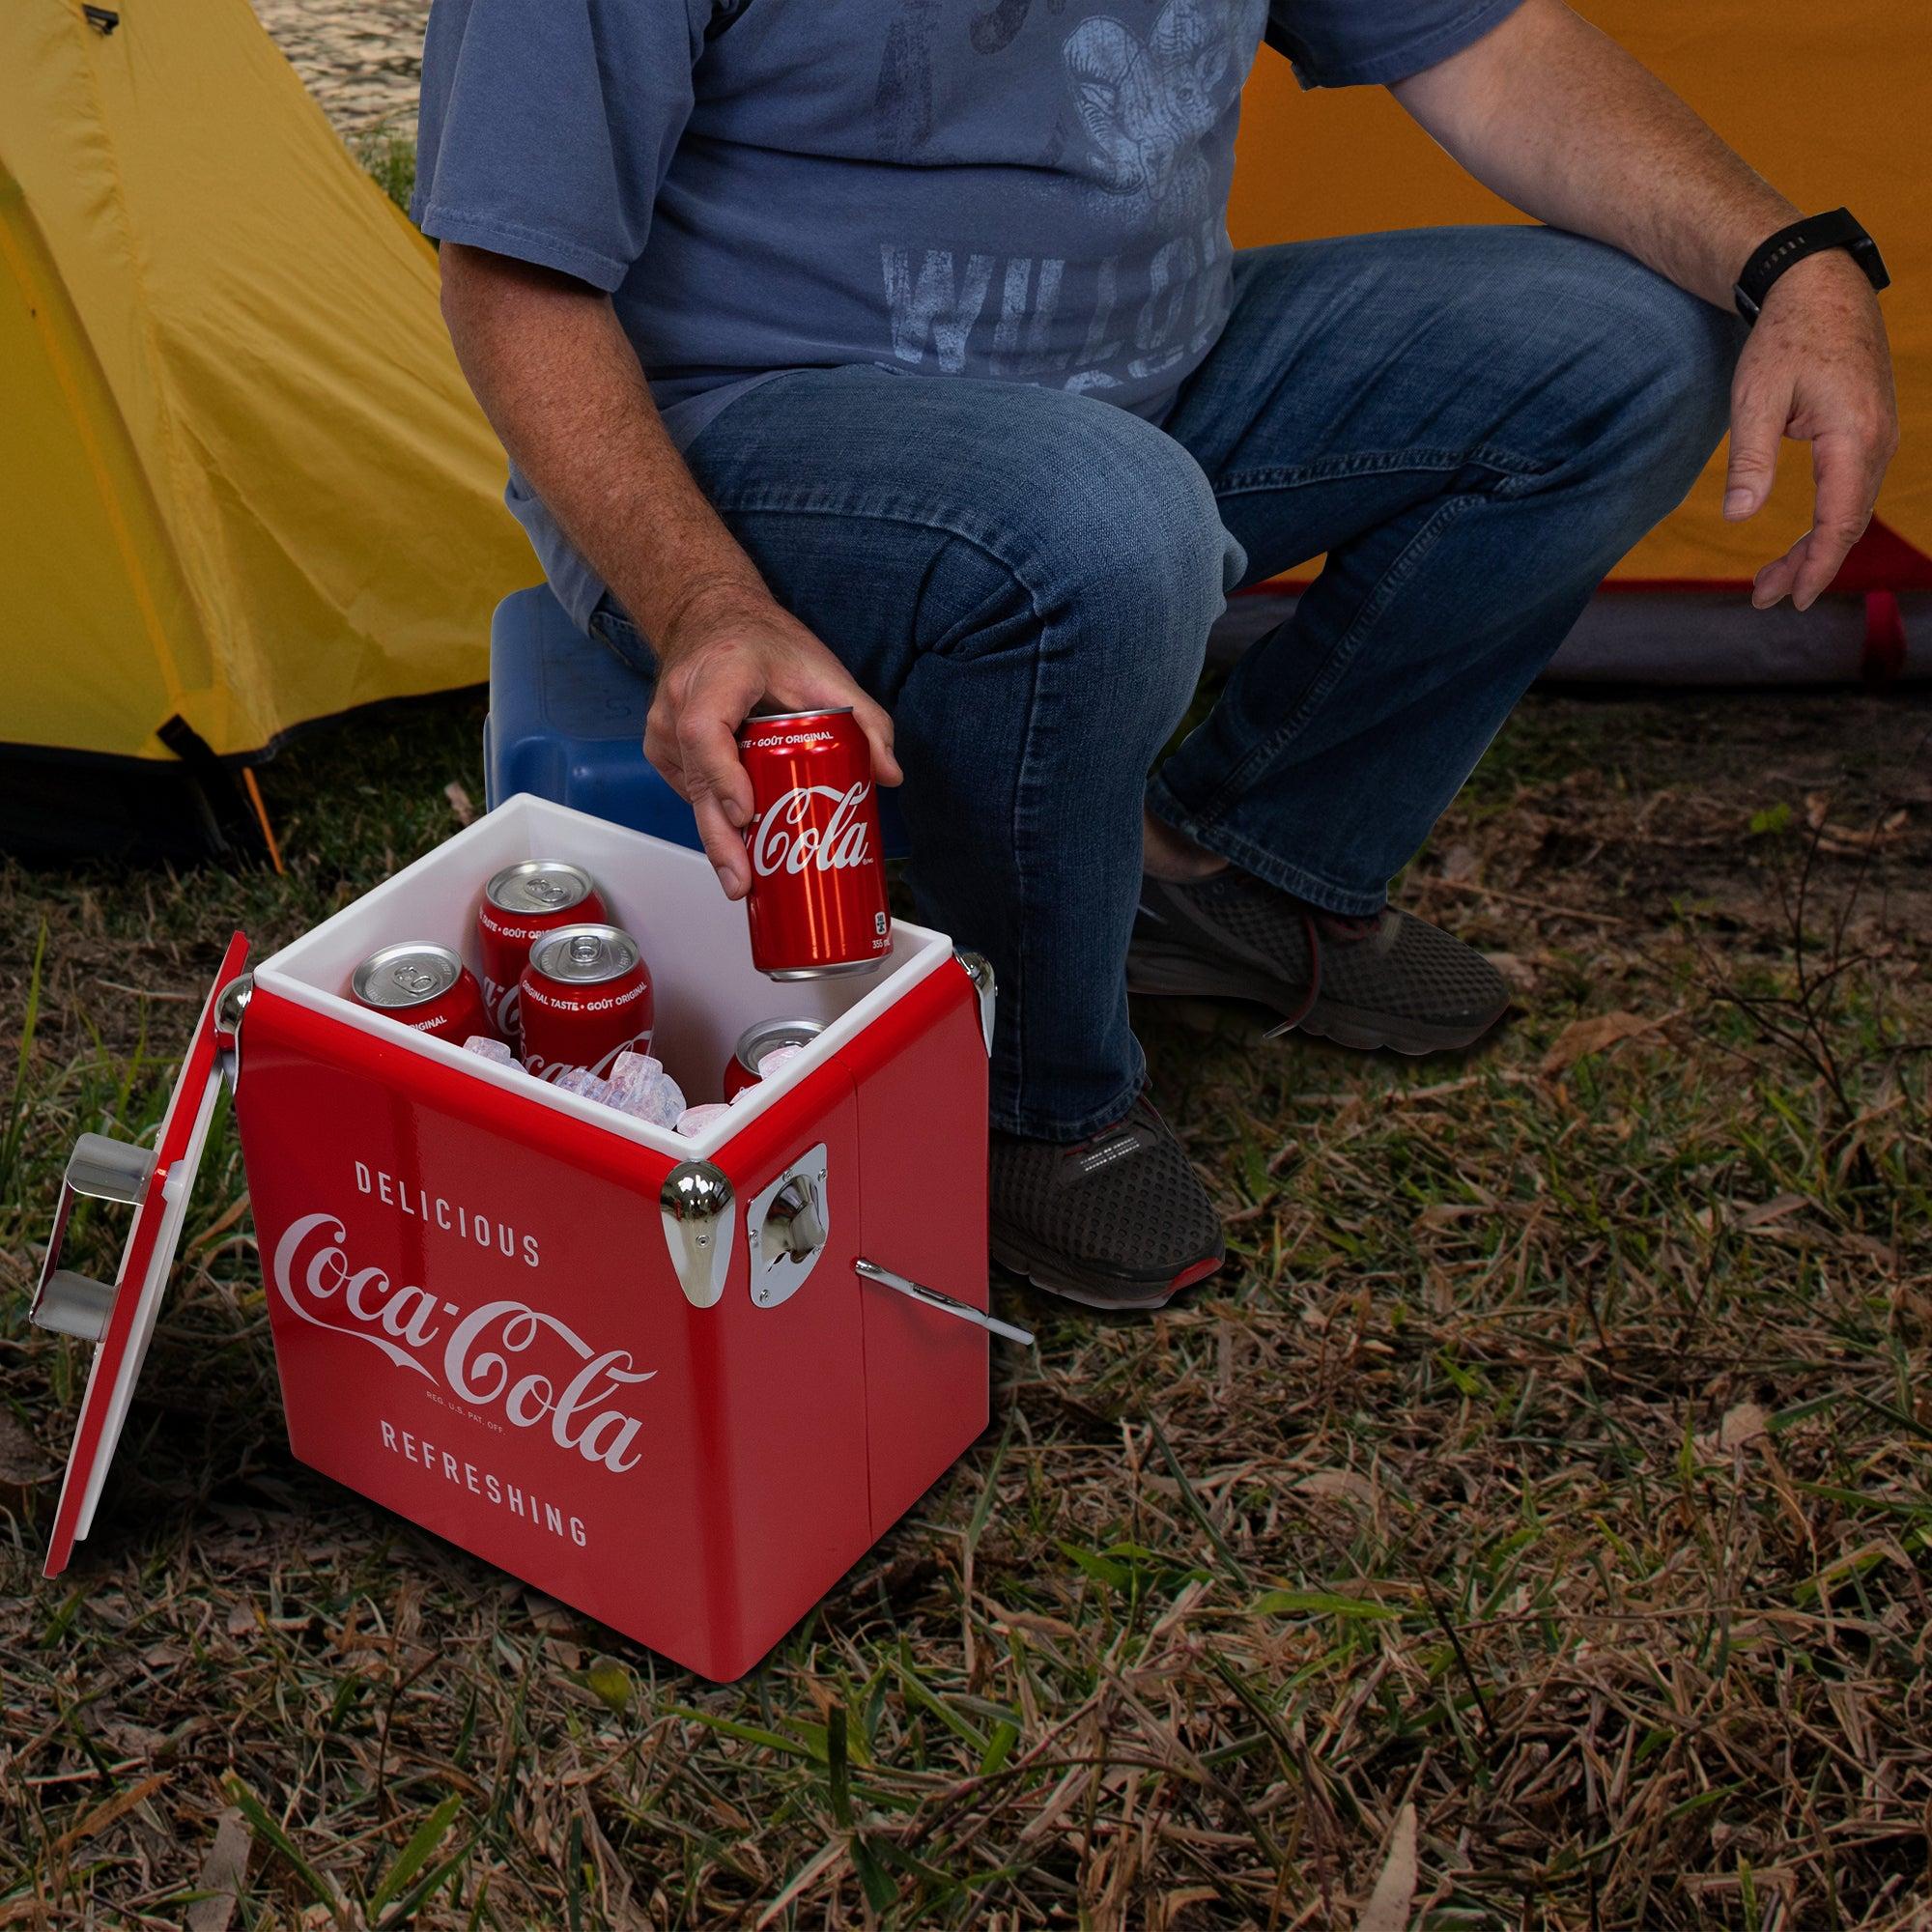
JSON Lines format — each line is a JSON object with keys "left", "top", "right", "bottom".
{"left": 185, "top": 1809, "right": 253, "bottom": 1932}
{"left": 1539, "top": 1007, "right": 1679, "bottom": 1075}
{"left": 1353, "top": 1804, "right": 1418, "bottom": 1932}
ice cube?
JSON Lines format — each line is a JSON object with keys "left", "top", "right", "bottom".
{"left": 463, "top": 1035, "right": 514, "bottom": 1065}
{"left": 554, "top": 1066, "right": 617, "bottom": 1106}
{"left": 754, "top": 1043, "right": 803, "bottom": 1078}
{"left": 674, "top": 1102, "right": 732, "bottom": 1137}
{"left": 610, "top": 1049, "right": 664, "bottom": 1088}
{"left": 612, "top": 1070, "right": 686, "bottom": 1128}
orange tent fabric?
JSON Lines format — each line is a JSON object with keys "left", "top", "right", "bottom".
{"left": 1227, "top": 0, "right": 1929, "bottom": 592}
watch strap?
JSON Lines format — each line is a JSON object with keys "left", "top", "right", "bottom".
{"left": 1734, "top": 207, "right": 1889, "bottom": 323}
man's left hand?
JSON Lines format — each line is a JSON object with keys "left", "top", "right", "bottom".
{"left": 1722, "top": 252, "right": 1899, "bottom": 611}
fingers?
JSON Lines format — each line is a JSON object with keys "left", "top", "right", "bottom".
{"left": 1752, "top": 426, "right": 1888, "bottom": 612}
{"left": 849, "top": 694, "right": 903, "bottom": 787}
{"left": 765, "top": 660, "right": 902, "bottom": 787}
{"left": 691, "top": 788, "right": 751, "bottom": 899}
{"left": 645, "top": 711, "right": 749, "bottom": 895}
{"left": 1751, "top": 530, "right": 1807, "bottom": 611}
{"left": 1723, "top": 361, "right": 1790, "bottom": 522}
{"left": 676, "top": 692, "right": 758, "bottom": 897}
{"left": 1786, "top": 429, "right": 1882, "bottom": 612}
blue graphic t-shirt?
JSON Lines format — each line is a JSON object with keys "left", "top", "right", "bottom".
{"left": 414, "top": 0, "right": 1523, "bottom": 627}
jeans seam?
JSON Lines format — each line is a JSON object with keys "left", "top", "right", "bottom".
{"left": 1182, "top": 491, "right": 1484, "bottom": 823}
{"left": 1209, "top": 441, "right": 1553, "bottom": 498}
{"left": 704, "top": 487, "right": 1048, "bottom": 595}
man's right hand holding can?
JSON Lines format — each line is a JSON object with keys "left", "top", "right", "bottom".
{"left": 643, "top": 577, "right": 901, "bottom": 900}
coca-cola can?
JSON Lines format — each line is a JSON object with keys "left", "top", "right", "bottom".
{"left": 351, "top": 942, "right": 493, "bottom": 1043}
{"left": 738, "top": 707, "right": 892, "bottom": 980}
{"left": 477, "top": 861, "right": 607, "bottom": 1044}
{"left": 519, "top": 923, "right": 654, "bottom": 1082}
{"left": 723, "top": 1016, "right": 826, "bottom": 1099}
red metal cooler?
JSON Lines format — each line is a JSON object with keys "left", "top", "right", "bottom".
{"left": 27, "top": 795, "right": 1008, "bottom": 1681}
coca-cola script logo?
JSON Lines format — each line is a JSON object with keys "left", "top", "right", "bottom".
{"left": 483, "top": 975, "right": 520, "bottom": 1038}
{"left": 521, "top": 1024, "right": 652, "bottom": 1085}
{"left": 273, "top": 1213, "right": 652, "bottom": 1472}
{"left": 751, "top": 783, "right": 873, "bottom": 877}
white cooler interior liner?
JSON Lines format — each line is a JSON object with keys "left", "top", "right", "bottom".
{"left": 254, "top": 792, "right": 952, "bottom": 1158}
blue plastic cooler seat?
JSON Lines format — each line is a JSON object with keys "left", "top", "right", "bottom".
{"left": 485, "top": 585, "right": 909, "bottom": 855}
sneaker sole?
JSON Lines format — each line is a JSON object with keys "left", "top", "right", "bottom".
{"left": 1126, "top": 941, "right": 1505, "bottom": 1056}
{"left": 989, "top": 1229, "right": 1223, "bottom": 1312}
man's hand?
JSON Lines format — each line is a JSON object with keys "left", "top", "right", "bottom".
{"left": 1722, "top": 252, "right": 1900, "bottom": 611}
{"left": 436, "top": 244, "right": 901, "bottom": 896}
{"left": 646, "top": 581, "right": 902, "bottom": 897}
{"left": 1391, "top": 0, "right": 1899, "bottom": 615}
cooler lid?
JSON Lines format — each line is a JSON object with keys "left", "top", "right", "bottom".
{"left": 38, "top": 931, "right": 249, "bottom": 1577}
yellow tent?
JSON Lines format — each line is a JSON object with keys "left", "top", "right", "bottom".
{"left": 0, "top": 0, "right": 527, "bottom": 850}
{"left": 1229, "top": 0, "right": 1929, "bottom": 624}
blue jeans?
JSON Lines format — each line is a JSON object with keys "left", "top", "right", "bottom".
{"left": 593, "top": 227, "right": 1740, "bottom": 1139}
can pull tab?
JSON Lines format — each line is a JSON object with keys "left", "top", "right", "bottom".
{"left": 29, "top": 1133, "right": 158, "bottom": 1344}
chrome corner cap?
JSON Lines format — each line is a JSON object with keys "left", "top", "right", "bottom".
{"left": 953, "top": 949, "right": 995, "bottom": 1057}
{"left": 659, "top": 1160, "right": 736, "bottom": 1310}
{"left": 214, "top": 971, "right": 254, "bottom": 1091}
{"left": 214, "top": 970, "right": 253, "bottom": 1035}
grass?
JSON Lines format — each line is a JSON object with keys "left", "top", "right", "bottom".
{"left": 352, "top": 127, "right": 416, "bottom": 215}
{"left": 0, "top": 685, "right": 1926, "bottom": 1927}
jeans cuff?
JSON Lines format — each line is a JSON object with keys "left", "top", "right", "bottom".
{"left": 988, "top": 1071, "right": 1145, "bottom": 1145}
{"left": 1144, "top": 780, "right": 1390, "bottom": 919}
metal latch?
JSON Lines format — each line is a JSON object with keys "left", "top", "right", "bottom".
{"left": 746, "top": 1145, "right": 830, "bottom": 1308}
{"left": 29, "top": 1133, "right": 157, "bottom": 1344}
{"left": 855, "top": 1258, "right": 1034, "bottom": 1346}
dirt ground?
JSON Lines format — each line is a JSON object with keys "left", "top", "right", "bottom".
{"left": 2, "top": 681, "right": 1927, "bottom": 1928}
{"left": 248, "top": 0, "right": 426, "bottom": 138}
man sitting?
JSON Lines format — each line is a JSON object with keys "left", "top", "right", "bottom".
{"left": 418, "top": 0, "right": 1896, "bottom": 1308}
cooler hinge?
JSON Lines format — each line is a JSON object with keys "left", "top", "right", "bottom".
{"left": 213, "top": 970, "right": 253, "bottom": 1091}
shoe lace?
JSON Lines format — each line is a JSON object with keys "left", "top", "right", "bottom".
{"left": 1313, "top": 908, "right": 1382, "bottom": 943}
{"left": 1263, "top": 902, "right": 1326, "bottom": 1039}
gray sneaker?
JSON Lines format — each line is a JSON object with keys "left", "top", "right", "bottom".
{"left": 1130, "top": 869, "right": 1510, "bottom": 1054}
{"left": 989, "top": 1095, "right": 1225, "bottom": 1312}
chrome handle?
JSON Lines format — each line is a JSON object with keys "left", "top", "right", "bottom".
{"left": 66, "top": 1134, "right": 155, "bottom": 1204}
{"left": 855, "top": 1257, "right": 1034, "bottom": 1347}
{"left": 32, "top": 1271, "right": 117, "bottom": 1343}
{"left": 29, "top": 1133, "right": 158, "bottom": 1342}
{"left": 213, "top": 971, "right": 253, "bottom": 1090}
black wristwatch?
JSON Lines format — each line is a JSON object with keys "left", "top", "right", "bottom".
{"left": 1733, "top": 207, "right": 1889, "bottom": 324}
